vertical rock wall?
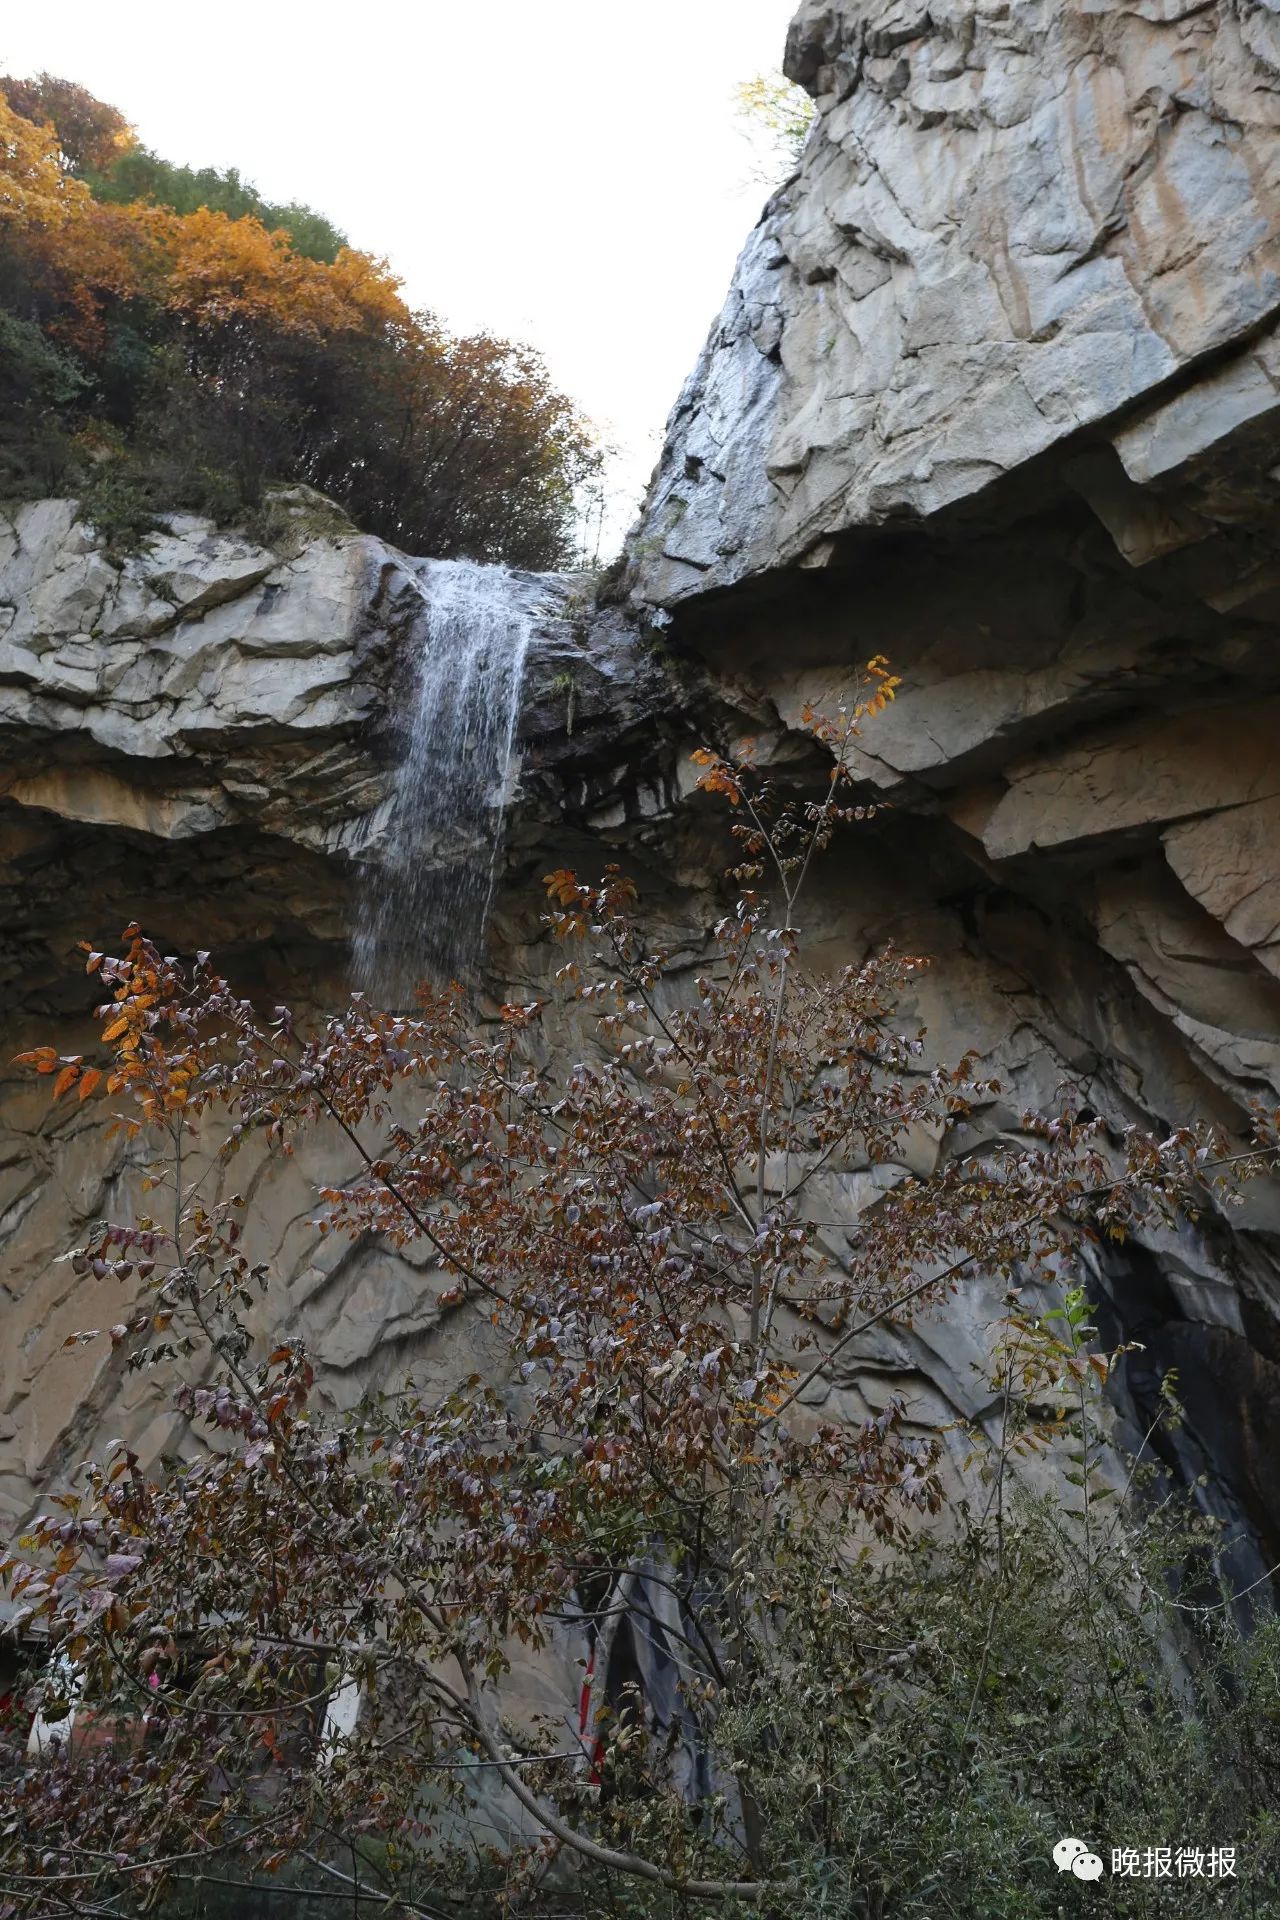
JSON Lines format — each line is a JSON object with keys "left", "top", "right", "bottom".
{"left": 6, "top": 1, "right": 1280, "bottom": 1602}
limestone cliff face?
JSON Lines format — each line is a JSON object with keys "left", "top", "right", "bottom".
{"left": 0, "top": 494, "right": 691, "bottom": 1536}
{"left": 617, "top": 0, "right": 1280, "bottom": 1589}
{"left": 6, "top": 0, "right": 1280, "bottom": 1603}
{"left": 629, "top": 0, "right": 1280, "bottom": 603}
{"left": 614, "top": 0, "right": 1280, "bottom": 1598}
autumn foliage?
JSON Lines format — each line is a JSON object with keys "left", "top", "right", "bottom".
{"left": 4, "top": 684, "right": 1274, "bottom": 1916}
{"left": 0, "top": 78, "right": 598, "bottom": 564}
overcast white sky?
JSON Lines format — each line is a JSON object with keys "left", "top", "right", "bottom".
{"left": 2, "top": 2, "right": 796, "bottom": 547}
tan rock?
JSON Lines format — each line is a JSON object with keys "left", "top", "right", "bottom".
{"left": 1164, "top": 800, "right": 1280, "bottom": 976}
{"left": 983, "top": 702, "right": 1280, "bottom": 860}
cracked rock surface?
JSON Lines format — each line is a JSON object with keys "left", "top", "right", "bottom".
{"left": 613, "top": 0, "right": 1280, "bottom": 1596}
{"left": 6, "top": 1, "right": 1280, "bottom": 1615}
{"left": 628, "top": 0, "right": 1280, "bottom": 603}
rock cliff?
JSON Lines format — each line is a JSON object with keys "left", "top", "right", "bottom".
{"left": 5, "top": 0, "right": 1280, "bottom": 1604}
{"left": 0, "top": 492, "right": 705, "bottom": 1536}
{"left": 630, "top": 0, "right": 1280, "bottom": 602}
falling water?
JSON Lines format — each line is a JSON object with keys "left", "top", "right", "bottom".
{"left": 354, "top": 557, "right": 545, "bottom": 1001}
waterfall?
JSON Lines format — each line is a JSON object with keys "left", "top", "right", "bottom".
{"left": 354, "top": 557, "right": 543, "bottom": 1001}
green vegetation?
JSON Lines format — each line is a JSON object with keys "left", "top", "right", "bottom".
{"left": 85, "top": 154, "right": 348, "bottom": 264}
{"left": 0, "top": 73, "right": 600, "bottom": 564}
{"left": 134, "top": 1502, "right": 1280, "bottom": 1919}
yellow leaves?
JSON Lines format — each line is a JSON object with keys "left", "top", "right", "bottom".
{"left": 0, "top": 96, "right": 91, "bottom": 234}
{"left": 733, "top": 72, "right": 816, "bottom": 174}
{"left": 852, "top": 657, "right": 902, "bottom": 721}
{"left": 101, "top": 1016, "right": 130, "bottom": 1045}
{"left": 326, "top": 244, "right": 410, "bottom": 332}
{"left": 544, "top": 868, "right": 582, "bottom": 908}
{"left": 78, "top": 1068, "right": 102, "bottom": 1103}
{"left": 119, "top": 204, "right": 412, "bottom": 344}
{"left": 7, "top": 128, "right": 412, "bottom": 353}
{"left": 757, "top": 1369, "right": 799, "bottom": 1414}
{"left": 2, "top": 75, "right": 136, "bottom": 176}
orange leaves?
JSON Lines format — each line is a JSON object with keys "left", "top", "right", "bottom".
{"left": 599, "top": 865, "right": 638, "bottom": 913}
{"left": 799, "top": 656, "right": 902, "bottom": 760}
{"left": 51, "top": 1061, "right": 80, "bottom": 1099}
{"left": 14, "top": 1049, "right": 102, "bottom": 1103}
{"left": 544, "top": 868, "right": 584, "bottom": 909}
{"left": 543, "top": 865, "right": 643, "bottom": 946}
{"left": 4, "top": 72, "right": 601, "bottom": 574}
{"left": 690, "top": 747, "right": 743, "bottom": 807}
{"left": 545, "top": 867, "right": 590, "bottom": 939}
{"left": 20, "top": 925, "right": 221, "bottom": 1126}
{"left": 13, "top": 1045, "right": 58, "bottom": 1072}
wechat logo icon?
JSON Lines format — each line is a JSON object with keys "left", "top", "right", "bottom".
{"left": 1054, "top": 1837, "right": 1106, "bottom": 1882}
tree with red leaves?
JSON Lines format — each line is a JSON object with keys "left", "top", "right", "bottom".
{"left": 2, "top": 690, "right": 1271, "bottom": 1918}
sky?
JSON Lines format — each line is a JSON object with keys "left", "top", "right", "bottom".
{"left": 1, "top": 1, "right": 798, "bottom": 550}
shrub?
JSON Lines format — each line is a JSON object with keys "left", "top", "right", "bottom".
{"left": 3, "top": 697, "right": 1278, "bottom": 1916}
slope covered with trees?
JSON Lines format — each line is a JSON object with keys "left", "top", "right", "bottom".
{"left": 0, "top": 76, "right": 599, "bottom": 567}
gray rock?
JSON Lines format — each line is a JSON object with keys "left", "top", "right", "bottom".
{"left": 8, "top": 0, "right": 1280, "bottom": 1613}
{"left": 627, "top": 0, "right": 1280, "bottom": 605}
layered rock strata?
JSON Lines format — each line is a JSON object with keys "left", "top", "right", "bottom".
{"left": 6, "top": 0, "right": 1280, "bottom": 1614}
{"left": 616, "top": 0, "right": 1280, "bottom": 1600}
{"left": 0, "top": 494, "right": 704, "bottom": 1537}
{"left": 630, "top": 0, "right": 1280, "bottom": 605}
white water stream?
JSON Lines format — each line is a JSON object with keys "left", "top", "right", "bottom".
{"left": 354, "top": 557, "right": 546, "bottom": 1000}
